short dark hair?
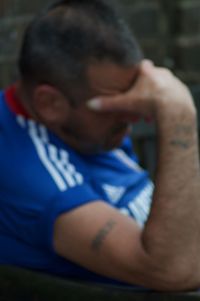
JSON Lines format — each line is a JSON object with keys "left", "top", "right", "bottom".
{"left": 18, "top": 0, "right": 143, "bottom": 104}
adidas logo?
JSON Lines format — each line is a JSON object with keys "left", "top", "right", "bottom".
{"left": 102, "top": 184, "right": 125, "bottom": 204}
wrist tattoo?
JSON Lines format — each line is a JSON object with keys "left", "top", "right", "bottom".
{"left": 170, "top": 125, "right": 194, "bottom": 149}
{"left": 92, "top": 220, "right": 116, "bottom": 251}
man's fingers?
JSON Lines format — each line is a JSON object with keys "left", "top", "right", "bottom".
{"left": 140, "top": 59, "right": 154, "bottom": 69}
{"left": 87, "top": 94, "right": 133, "bottom": 112}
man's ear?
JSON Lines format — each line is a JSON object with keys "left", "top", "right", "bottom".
{"left": 33, "top": 85, "right": 70, "bottom": 124}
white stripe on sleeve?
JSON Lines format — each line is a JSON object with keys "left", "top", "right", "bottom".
{"left": 28, "top": 120, "right": 67, "bottom": 191}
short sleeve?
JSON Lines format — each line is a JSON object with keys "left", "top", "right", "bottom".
{"left": 35, "top": 182, "right": 102, "bottom": 252}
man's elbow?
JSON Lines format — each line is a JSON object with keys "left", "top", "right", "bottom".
{"left": 152, "top": 259, "right": 200, "bottom": 292}
{"left": 126, "top": 256, "right": 200, "bottom": 291}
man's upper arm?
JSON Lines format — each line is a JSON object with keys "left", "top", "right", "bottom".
{"left": 53, "top": 200, "right": 166, "bottom": 289}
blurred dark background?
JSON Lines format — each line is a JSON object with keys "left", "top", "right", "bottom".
{"left": 0, "top": 0, "right": 200, "bottom": 176}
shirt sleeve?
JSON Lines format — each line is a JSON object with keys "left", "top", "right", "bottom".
{"left": 35, "top": 182, "right": 102, "bottom": 252}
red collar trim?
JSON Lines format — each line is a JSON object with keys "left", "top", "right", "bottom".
{"left": 5, "top": 85, "right": 30, "bottom": 118}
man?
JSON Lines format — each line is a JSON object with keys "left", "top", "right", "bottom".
{"left": 0, "top": 0, "right": 200, "bottom": 291}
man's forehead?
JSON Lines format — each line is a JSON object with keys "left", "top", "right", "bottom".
{"left": 87, "top": 62, "right": 139, "bottom": 95}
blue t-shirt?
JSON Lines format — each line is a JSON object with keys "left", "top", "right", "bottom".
{"left": 0, "top": 87, "right": 153, "bottom": 284}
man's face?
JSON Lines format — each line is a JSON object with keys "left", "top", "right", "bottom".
{"left": 59, "top": 62, "right": 139, "bottom": 154}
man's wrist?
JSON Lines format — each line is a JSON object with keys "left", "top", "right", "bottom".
{"left": 154, "top": 92, "right": 197, "bottom": 129}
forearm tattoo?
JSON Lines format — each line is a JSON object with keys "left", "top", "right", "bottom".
{"left": 92, "top": 220, "right": 116, "bottom": 251}
{"left": 170, "top": 125, "right": 194, "bottom": 150}
{"left": 170, "top": 139, "right": 190, "bottom": 149}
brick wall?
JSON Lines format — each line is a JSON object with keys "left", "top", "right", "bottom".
{"left": 0, "top": 0, "right": 200, "bottom": 88}
{"left": 0, "top": 0, "right": 50, "bottom": 87}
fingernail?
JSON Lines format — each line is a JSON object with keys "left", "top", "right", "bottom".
{"left": 87, "top": 98, "right": 102, "bottom": 110}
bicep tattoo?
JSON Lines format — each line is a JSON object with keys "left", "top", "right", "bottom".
{"left": 91, "top": 220, "right": 117, "bottom": 251}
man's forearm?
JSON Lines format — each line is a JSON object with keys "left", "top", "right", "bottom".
{"left": 143, "top": 102, "right": 200, "bottom": 284}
